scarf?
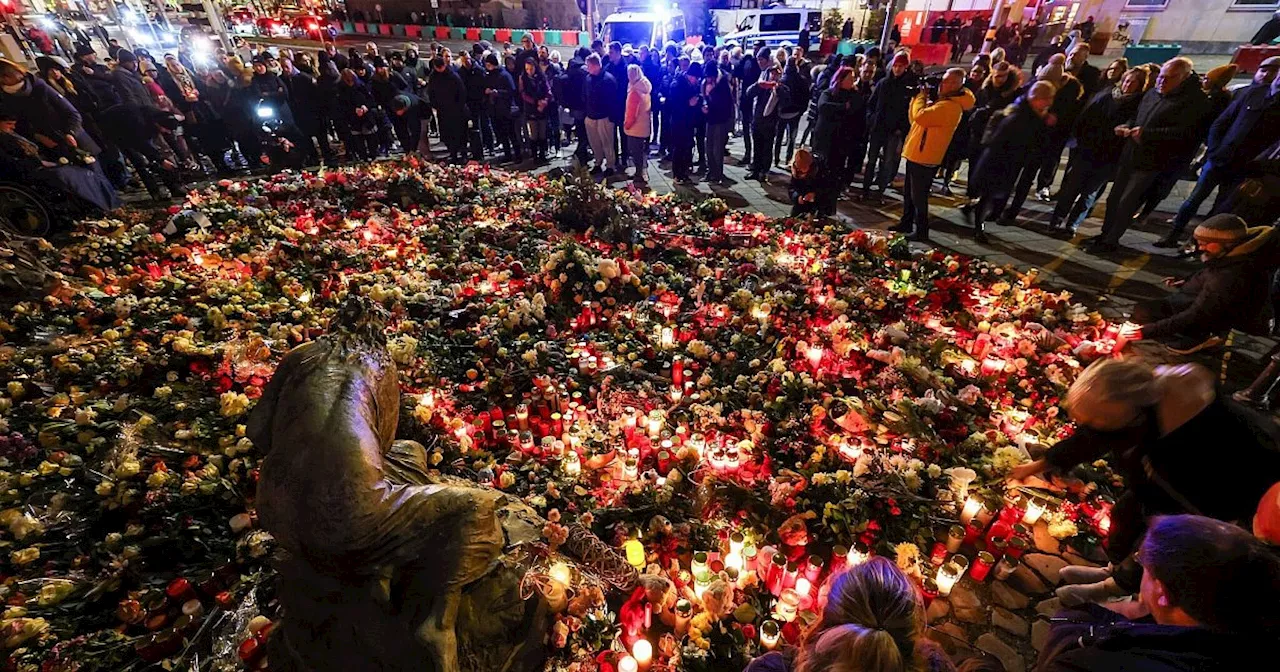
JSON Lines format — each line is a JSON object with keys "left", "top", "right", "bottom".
{"left": 167, "top": 61, "right": 199, "bottom": 102}
{"left": 46, "top": 74, "right": 76, "bottom": 98}
{"left": 760, "top": 71, "right": 780, "bottom": 118}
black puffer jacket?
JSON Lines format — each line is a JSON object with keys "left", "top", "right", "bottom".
{"left": 811, "top": 85, "right": 867, "bottom": 159}
{"left": 1124, "top": 75, "right": 1211, "bottom": 171}
{"left": 969, "top": 97, "right": 1050, "bottom": 193}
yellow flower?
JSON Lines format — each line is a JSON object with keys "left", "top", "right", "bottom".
{"left": 499, "top": 471, "right": 516, "bottom": 489}
{"left": 10, "top": 547, "right": 40, "bottom": 565}
{"left": 219, "top": 391, "right": 250, "bottom": 417}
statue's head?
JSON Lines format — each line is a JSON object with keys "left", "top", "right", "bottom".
{"left": 332, "top": 294, "right": 390, "bottom": 350}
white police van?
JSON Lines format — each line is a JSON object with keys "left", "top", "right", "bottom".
{"left": 722, "top": 4, "right": 822, "bottom": 52}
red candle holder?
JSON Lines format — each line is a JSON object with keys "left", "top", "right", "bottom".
{"left": 970, "top": 551, "right": 995, "bottom": 582}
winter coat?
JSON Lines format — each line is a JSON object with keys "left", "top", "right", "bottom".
{"left": 779, "top": 62, "right": 809, "bottom": 117}
{"left": 0, "top": 73, "right": 99, "bottom": 154}
{"left": 335, "top": 80, "right": 380, "bottom": 134}
{"left": 668, "top": 75, "right": 702, "bottom": 130}
{"left": 1143, "top": 225, "right": 1280, "bottom": 339}
{"left": 1206, "top": 83, "right": 1280, "bottom": 172}
{"left": 1045, "top": 74, "right": 1086, "bottom": 137}
{"left": 967, "top": 76, "right": 1021, "bottom": 149}
{"left": 1070, "top": 87, "right": 1144, "bottom": 166}
{"left": 743, "top": 77, "right": 790, "bottom": 124}
{"left": 1124, "top": 75, "right": 1211, "bottom": 171}
{"left": 902, "top": 88, "right": 976, "bottom": 167}
{"left": 428, "top": 67, "right": 467, "bottom": 139}
{"left": 70, "top": 63, "right": 120, "bottom": 109}
{"left": 641, "top": 56, "right": 662, "bottom": 107}
{"left": 746, "top": 640, "right": 955, "bottom": 672}
{"left": 483, "top": 68, "right": 518, "bottom": 120}
{"left": 518, "top": 69, "right": 551, "bottom": 119}
{"left": 866, "top": 70, "right": 918, "bottom": 137}
{"left": 943, "top": 80, "right": 980, "bottom": 165}
{"left": 605, "top": 57, "right": 629, "bottom": 117}
{"left": 806, "top": 65, "right": 834, "bottom": 121}
{"left": 369, "top": 71, "right": 409, "bottom": 108}
{"left": 562, "top": 57, "right": 587, "bottom": 112}
{"left": 96, "top": 102, "right": 176, "bottom": 150}
{"left": 623, "top": 75, "right": 652, "bottom": 138}
{"left": 703, "top": 74, "right": 734, "bottom": 125}
{"left": 969, "top": 97, "right": 1051, "bottom": 194}
{"left": 811, "top": 85, "right": 867, "bottom": 159}
{"left": 460, "top": 63, "right": 487, "bottom": 110}
{"left": 110, "top": 66, "right": 153, "bottom": 108}
{"left": 1070, "top": 61, "right": 1102, "bottom": 99}
{"left": 288, "top": 71, "right": 325, "bottom": 133}
{"left": 584, "top": 70, "right": 618, "bottom": 121}
{"left": 734, "top": 57, "right": 762, "bottom": 104}
{"left": 1040, "top": 604, "right": 1277, "bottom": 672}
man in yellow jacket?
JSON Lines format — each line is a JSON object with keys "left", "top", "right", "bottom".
{"left": 890, "top": 68, "right": 975, "bottom": 243}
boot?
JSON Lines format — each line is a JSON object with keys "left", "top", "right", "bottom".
{"left": 1059, "top": 564, "right": 1112, "bottom": 585}
{"left": 1153, "top": 233, "right": 1182, "bottom": 248}
{"left": 1056, "top": 577, "right": 1126, "bottom": 607}
{"left": 1234, "top": 351, "right": 1280, "bottom": 409}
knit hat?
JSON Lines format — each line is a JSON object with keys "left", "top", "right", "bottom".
{"left": 1193, "top": 213, "right": 1249, "bottom": 242}
{"left": 1254, "top": 481, "right": 1280, "bottom": 545}
{"left": 116, "top": 49, "right": 137, "bottom": 64}
{"left": 687, "top": 61, "right": 702, "bottom": 78}
{"left": 1205, "top": 64, "right": 1238, "bottom": 89}
{"left": 74, "top": 43, "right": 96, "bottom": 59}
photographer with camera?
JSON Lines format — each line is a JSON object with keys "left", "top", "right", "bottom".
{"left": 890, "top": 68, "right": 974, "bottom": 243}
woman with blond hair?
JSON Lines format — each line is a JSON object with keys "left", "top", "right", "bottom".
{"left": 744, "top": 557, "right": 954, "bottom": 672}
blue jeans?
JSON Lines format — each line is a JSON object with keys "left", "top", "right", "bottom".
{"left": 1052, "top": 152, "right": 1114, "bottom": 231}
{"left": 1169, "top": 160, "right": 1237, "bottom": 238}
{"left": 863, "top": 131, "right": 904, "bottom": 193}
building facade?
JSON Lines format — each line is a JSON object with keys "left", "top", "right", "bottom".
{"left": 882, "top": 0, "right": 1273, "bottom": 53}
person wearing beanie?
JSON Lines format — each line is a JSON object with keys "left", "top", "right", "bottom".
{"left": 109, "top": 48, "right": 154, "bottom": 107}
{"left": 1159, "top": 60, "right": 1280, "bottom": 247}
{"left": 1121, "top": 214, "right": 1280, "bottom": 352}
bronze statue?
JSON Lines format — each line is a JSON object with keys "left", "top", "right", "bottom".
{"left": 247, "top": 297, "right": 551, "bottom": 672}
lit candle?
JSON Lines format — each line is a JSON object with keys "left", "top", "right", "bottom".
{"left": 516, "top": 404, "right": 530, "bottom": 431}
{"left": 1022, "top": 499, "right": 1046, "bottom": 525}
{"left": 562, "top": 451, "right": 581, "bottom": 477}
{"left": 760, "top": 619, "right": 781, "bottom": 650}
{"left": 981, "top": 356, "right": 1006, "bottom": 375}
{"left": 847, "top": 542, "right": 870, "bottom": 566}
{"left": 960, "top": 495, "right": 984, "bottom": 526}
{"left": 921, "top": 577, "right": 939, "bottom": 606}
{"left": 795, "top": 577, "right": 813, "bottom": 610}
{"left": 548, "top": 562, "right": 572, "bottom": 588}
{"left": 617, "top": 655, "right": 638, "bottom": 672}
{"left": 729, "top": 532, "right": 745, "bottom": 555}
{"left": 632, "top": 639, "right": 653, "bottom": 671}
{"left": 935, "top": 562, "right": 962, "bottom": 597}
{"left": 647, "top": 410, "right": 664, "bottom": 438}
{"left": 691, "top": 552, "right": 710, "bottom": 581}
{"left": 946, "top": 525, "right": 965, "bottom": 553}
{"left": 624, "top": 538, "right": 645, "bottom": 569}
{"left": 970, "top": 552, "right": 995, "bottom": 582}
{"left": 775, "top": 589, "right": 801, "bottom": 622}
{"left": 806, "top": 344, "right": 823, "bottom": 369}
{"left": 660, "top": 326, "right": 675, "bottom": 349}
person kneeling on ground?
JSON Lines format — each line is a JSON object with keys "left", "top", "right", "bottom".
{"left": 1119, "top": 213, "right": 1280, "bottom": 354}
{"left": 1037, "top": 515, "right": 1280, "bottom": 671}
{"left": 743, "top": 556, "right": 955, "bottom": 672}
{"left": 787, "top": 148, "right": 832, "bottom": 217}
{"left": 1010, "top": 358, "right": 1280, "bottom": 607}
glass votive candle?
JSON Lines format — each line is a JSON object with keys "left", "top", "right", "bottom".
{"left": 989, "top": 536, "right": 1007, "bottom": 559}
{"left": 760, "top": 619, "right": 781, "bottom": 650}
{"left": 936, "top": 562, "right": 962, "bottom": 597}
{"left": 930, "top": 541, "right": 949, "bottom": 567}
{"left": 946, "top": 525, "right": 965, "bottom": 553}
{"left": 921, "top": 577, "right": 939, "bottom": 606}
{"left": 1022, "top": 499, "right": 1047, "bottom": 525}
{"left": 617, "top": 655, "right": 638, "bottom": 672}
{"left": 1007, "top": 536, "right": 1029, "bottom": 559}
{"left": 994, "top": 555, "right": 1020, "bottom": 581}
{"left": 775, "top": 589, "right": 801, "bottom": 622}
{"left": 847, "top": 541, "right": 871, "bottom": 567}
{"left": 960, "top": 495, "right": 984, "bottom": 526}
{"left": 691, "top": 552, "right": 709, "bottom": 581}
{"left": 951, "top": 554, "right": 970, "bottom": 574}
{"left": 970, "top": 551, "right": 996, "bottom": 582}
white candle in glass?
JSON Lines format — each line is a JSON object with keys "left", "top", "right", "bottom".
{"left": 760, "top": 619, "right": 781, "bottom": 650}
{"left": 632, "top": 640, "right": 653, "bottom": 671}
{"left": 960, "top": 495, "right": 984, "bottom": 526}
{"left": 1023, "top": 499, "right": 1046, "bottom": 525}
{"left": 936, "top": 562, "right": 962, "bottom": 597}
{"left": 617, "top": 655, "right": 638, "bottom": 672}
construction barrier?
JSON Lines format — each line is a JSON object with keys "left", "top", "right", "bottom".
{"left": 466, "top": 27, "right": 480, "bottom": 41}
{"left": 379, "top": 24, "right": 392, "bottom": 36}
{"left": 495, "top": 28, "right": 512, "bottom": 43}
{"left": 405, "top": 25, "right": 421, "bottom": 38}
{"left": 392, "top": 24, "right": 405, "bottom": 37}
{"left": 1231, "top": 44, "right": 1280, "bottom": 72}
{"left": 547, "top": 31, "right": 562, "bottom": 46}
{"left": 1123, "top": 43, "right": 1182, "bottom": 66}
{"left": 354, "top": 22, "right": 366, "bottom": 34}
{"left": 331, "top": 24, "right": 603, "bottom": 47}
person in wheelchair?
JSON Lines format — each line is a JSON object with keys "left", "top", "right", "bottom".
{"left": 1120, "top": 214, "right": 1280, "bottom": 355}
{"left": 253, "top": 97, "right": 308, "bottom": 173}
{"left": 0, "top": 109, "right": 119, "bottom": 218}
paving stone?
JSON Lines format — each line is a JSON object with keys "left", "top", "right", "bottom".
{"left": 1033, "top": 523, "right": 1062, "bottom": 554}
{"left": 976, "top": 632, "right": 1025, "bottom": 672}
{"left": 955, "top": 605, "right": 987, "bottom": 624}
{"left": 992, "top": 606, "right": 1029, "bottom": 637}
{"left": 948, "top": 583, "right": 983, "bottom": 612}
{"left": 1032, "top": 618, "right": 1052, "bottom": 652}
{"left": 1036, "top": 596, "right": 1063, "bottom": 618}
{"left": 1062, "top": 550, "right": 1103, "bottom": 567}
{"left": 990, "top": 581, "right": 1032, "bottom": 610}
{"left": 927, "top": 621, "right": 971, "bottom": 656}
{"left": 1025, "top": 553, "right": 1071, "bottom": 587}
{"left": 926, "top": 598, "right": 951, "bottom": 624}
{"left": 1008, "top": 564, "right": 1049, "bottom": 595}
